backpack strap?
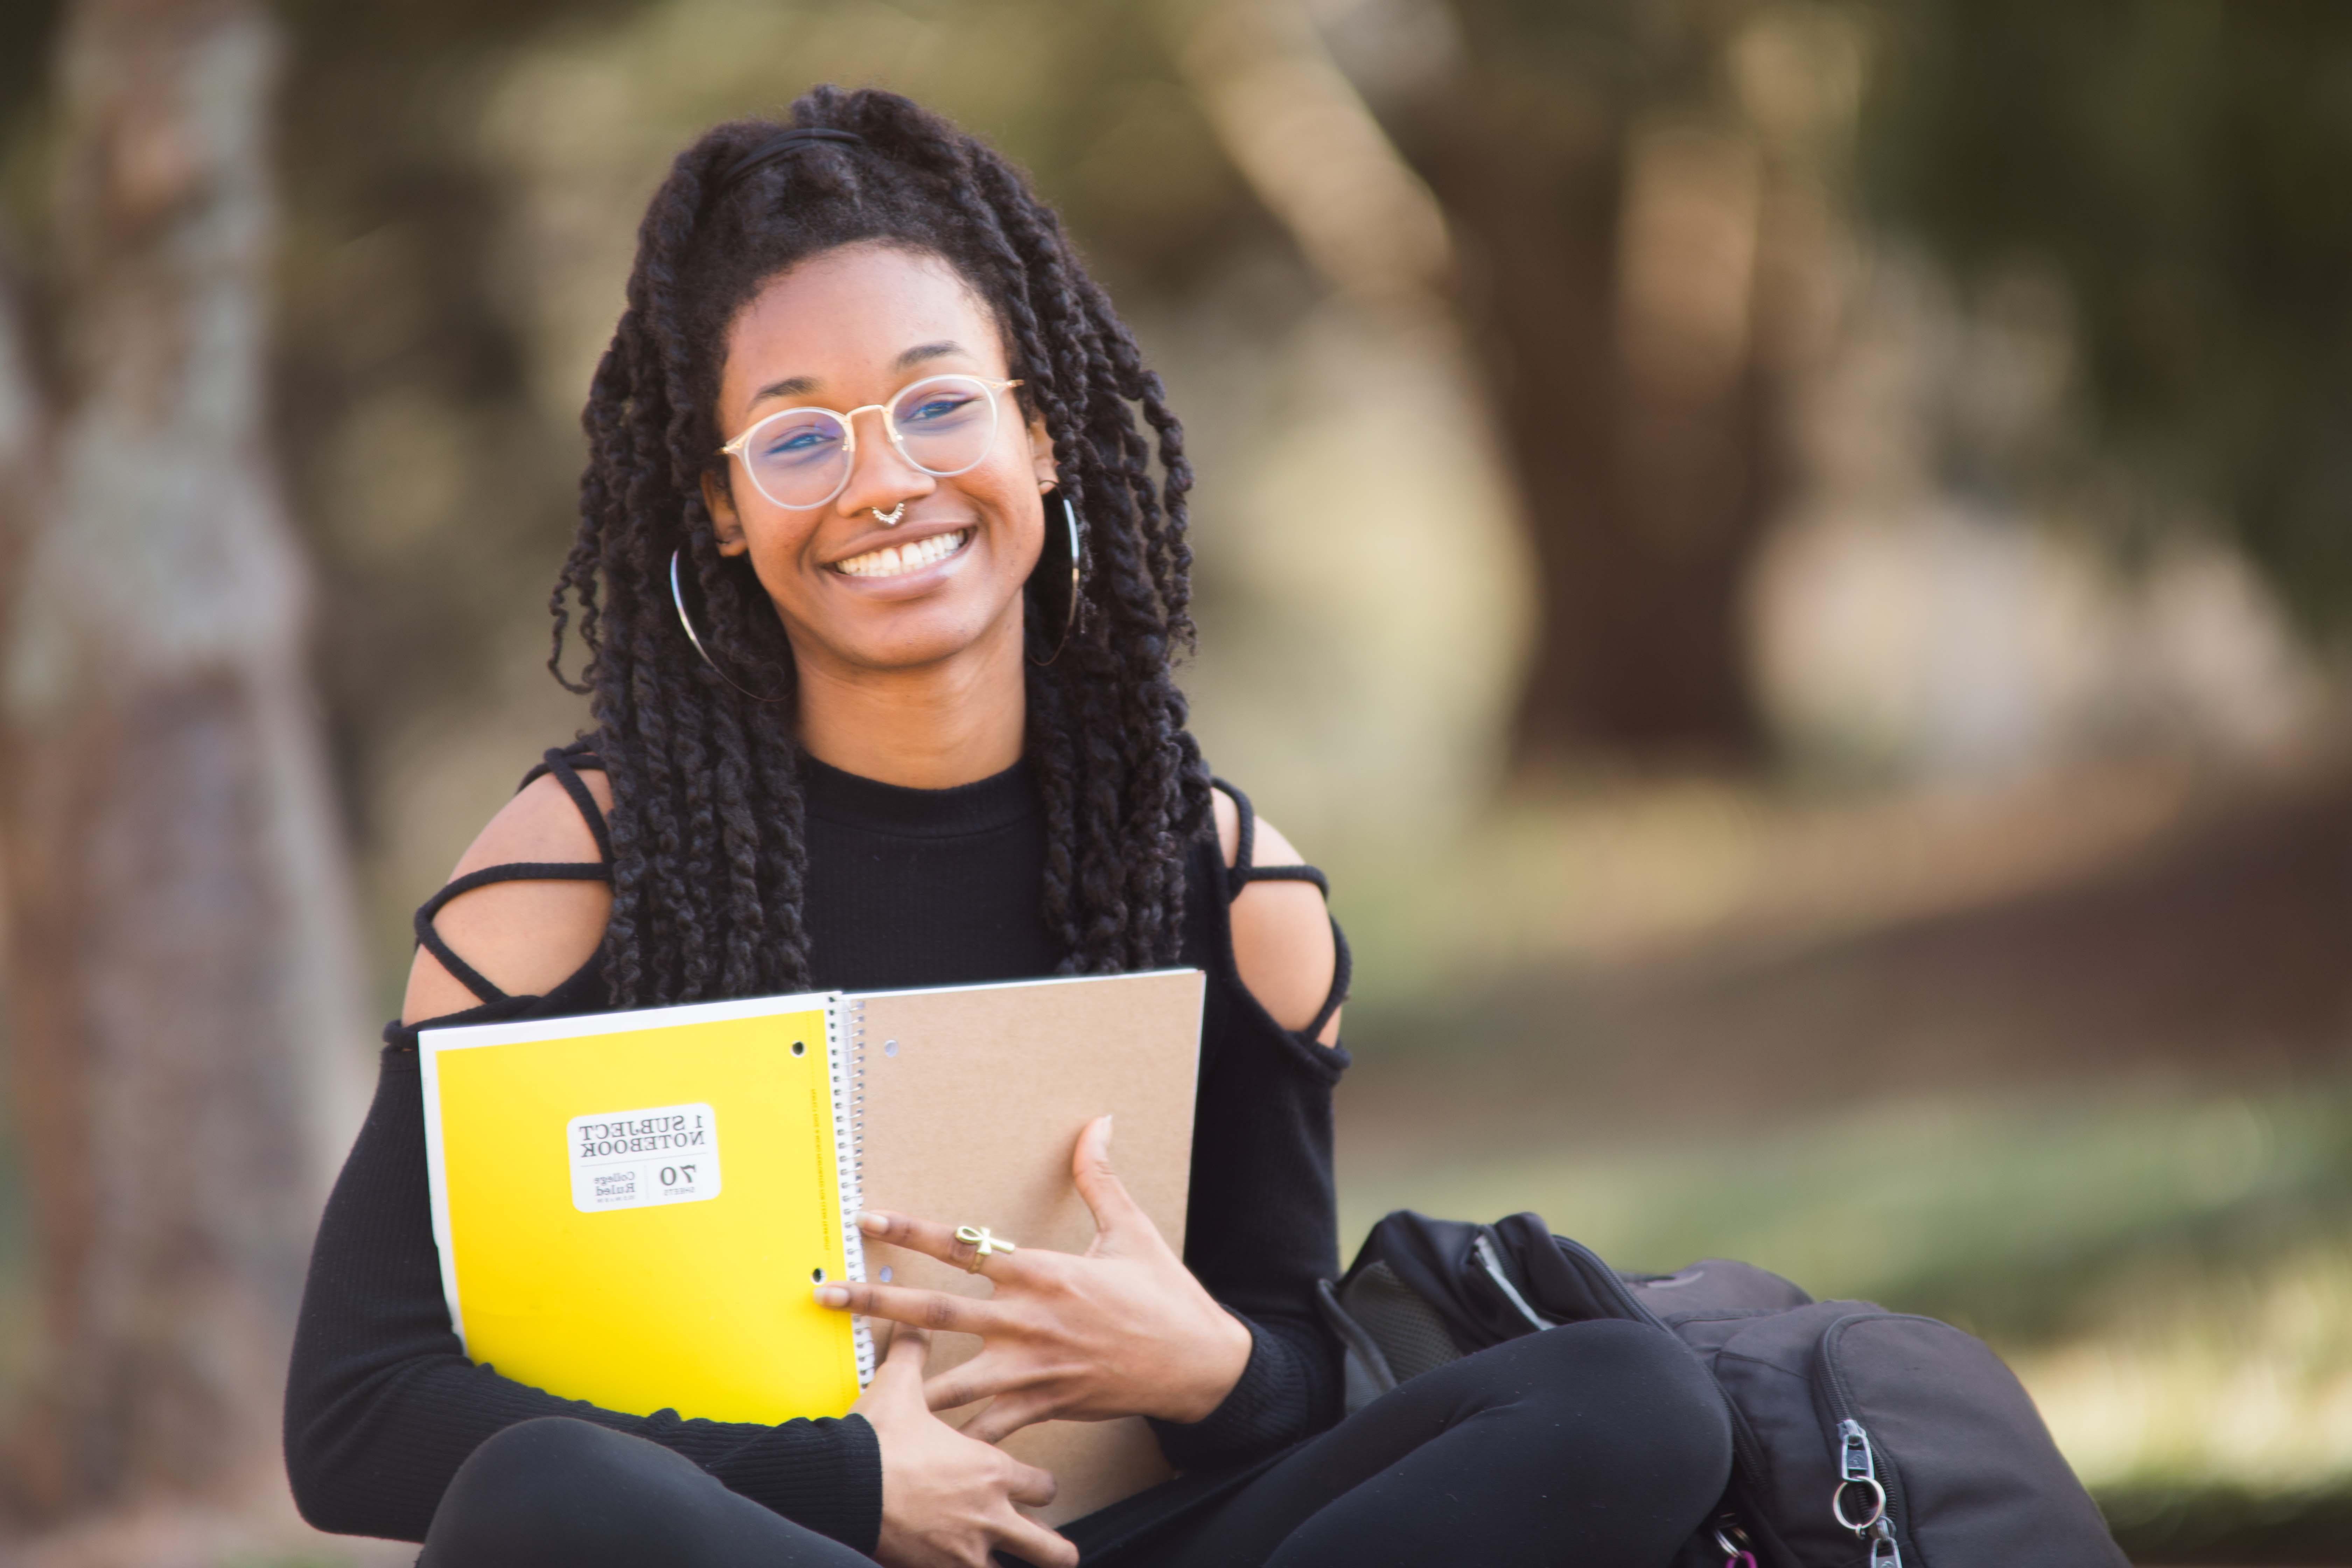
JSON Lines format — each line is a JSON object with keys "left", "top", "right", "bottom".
{"left": 412, "top": 745, "right": 613, "bottom": 1006}
{"left": 1213, "top": 777, "right": 1352, "bottom": 1040}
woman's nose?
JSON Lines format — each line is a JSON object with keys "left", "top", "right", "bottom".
{"left": 836, "top": 407, "right": 932, "bottom": 514}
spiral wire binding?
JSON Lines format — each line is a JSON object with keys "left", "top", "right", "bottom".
{"left": 827, "top": 995, "right": 876, "bottom": 1386}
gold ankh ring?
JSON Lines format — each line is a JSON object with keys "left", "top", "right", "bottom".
{"left": 954, "top": 1225, "right": 1016, "bottom": 1271}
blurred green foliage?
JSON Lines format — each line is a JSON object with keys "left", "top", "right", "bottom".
{"left": 2101, "top": 1481, "right": 2352, "bottom": 1563}
{"left": 1866, "top": 0, "right": 2352, "bottom": 635}
{"left": 1344, "top": 1086, "right": 2352, "bottom": 1349}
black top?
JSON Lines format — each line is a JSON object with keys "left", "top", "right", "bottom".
{"left": 284, "top": 744, "right": 1351, "bottom": 1558}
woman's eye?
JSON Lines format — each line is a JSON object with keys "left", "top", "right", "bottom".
{"left": 765, "top": 427, "right": 837, "bottom": 460}
{"left": 902, "top": 395, "right": 975, "bottom": 425}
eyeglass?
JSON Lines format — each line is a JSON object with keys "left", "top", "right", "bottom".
{"left": 717, "top": 373, "right": 1026, "bottom": 511}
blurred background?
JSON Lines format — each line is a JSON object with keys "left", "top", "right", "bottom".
{"left": 0, "top": 0, "right": 2348, "bottom": 1562}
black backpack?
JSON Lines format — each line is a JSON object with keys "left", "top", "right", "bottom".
{"left": 1317, "top": 1211, "right": 2128, "bottom": 1568}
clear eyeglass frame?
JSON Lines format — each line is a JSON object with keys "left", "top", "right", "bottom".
{"left": 716, "top": 373, "right": 1026, "bottom": 512}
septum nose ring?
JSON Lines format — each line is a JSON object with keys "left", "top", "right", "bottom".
{"left": 872, "top": 503, "right": 905, "bottom": 527}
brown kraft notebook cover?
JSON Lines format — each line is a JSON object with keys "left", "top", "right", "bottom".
{"left": 849, "top": 968, "right": 1205, "bottom": 1526}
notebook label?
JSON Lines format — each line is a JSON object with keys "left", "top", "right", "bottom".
{"left": 568, "top": 1102, "right": 723, "bottom": 1213}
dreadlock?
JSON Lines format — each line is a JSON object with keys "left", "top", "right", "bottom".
{"left": 547, "top": 87, "right": 1212, "bottom": 1007}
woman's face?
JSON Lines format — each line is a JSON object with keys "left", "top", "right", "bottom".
{"left": 702, "top": 242, "right": 1055, "bottom": 678}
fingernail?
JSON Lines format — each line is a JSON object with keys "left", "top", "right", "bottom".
{"left": 814, "top": 1284, "right": 850, "bottom": 1308}
{"left": 856, "top": 1211, "right": 884, "bottom": 1233}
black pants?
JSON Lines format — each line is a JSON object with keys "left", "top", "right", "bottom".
{"left": 417, "top": 1321, "right": 1731, "bottom": 1568}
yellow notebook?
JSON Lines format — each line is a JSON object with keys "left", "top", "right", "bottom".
{"left": 419, "top": 969, "right": 1205, "bottom": 1521}
{"left": 421, "top": 992, "right": 870, "bottom": 1422}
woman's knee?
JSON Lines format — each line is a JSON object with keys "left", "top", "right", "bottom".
{"left": 464, "top": 1416, "right": 700, "bottom": 1495}
{"left": 423, "top": 1418, "right": 708, "bottom": 1566}
{"left": 1529, "top": 1315, "right": 1713, "bottom": 1385}
{"left": 1489, "top": 1322, "right": 1732, "bottom": 1469}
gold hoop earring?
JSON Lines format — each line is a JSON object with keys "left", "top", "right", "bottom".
{"left": 670, "top": 550, "right": 791, "bottom": 703}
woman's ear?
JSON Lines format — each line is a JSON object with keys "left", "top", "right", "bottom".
{"left": 1028, "top": 415, "right": 1058, "bottom": 493}
{"left": 700, "top": 469, "right": 750, "bottom": 557}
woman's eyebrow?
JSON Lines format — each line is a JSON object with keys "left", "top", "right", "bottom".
{"left": 749, "top": 374, "right": 819, "bottom": 405}
{"left": 746, "top": 343, "right": 968, "bottom": 408}
{"left": 893, "top": 340, "right": 965, "bottom": 371}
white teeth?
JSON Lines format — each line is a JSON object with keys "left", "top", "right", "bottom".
{"left": 835, "top": 528, "right": 969, "bottom": 578}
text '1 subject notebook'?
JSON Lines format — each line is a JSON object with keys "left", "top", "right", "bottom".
{"left": 419, "top": 967, "right": 1205, "bottom": 1524}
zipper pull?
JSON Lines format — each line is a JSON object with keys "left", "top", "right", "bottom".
{"left": 1839, "top": 1418, "right": 1875, "bottom": 1485}
{"left": 1867, "top": 1517, "right": 1903, "bottom": 1567}
{"left": 1832, "top": 1418, "right": 1890, "bottom": 1537}
{"left": 1711, "top": 1520, "right": 1757, "bottom": 1568}
{"left": 1472, "top": 1232, "right": 1554, "bottom": 1331}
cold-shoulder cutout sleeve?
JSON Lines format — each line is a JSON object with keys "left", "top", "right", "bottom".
{"left": 1211, "top": 782, "right": 1348, "bottom": 1045}
{"left": 401, "top": 749, "right": 614, "bottom": 1024}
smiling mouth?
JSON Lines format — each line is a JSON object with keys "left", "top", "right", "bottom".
{"left": 831, "top": 528, "right": 973, "bottom": 580}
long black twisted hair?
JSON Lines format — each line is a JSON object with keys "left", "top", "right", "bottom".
{"left": 547, "top": 86, "right": 1212, "bottom": 1007}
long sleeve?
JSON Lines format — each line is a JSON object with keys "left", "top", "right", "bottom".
{"left": 1149, "top": 900, "right": 1349, "bottom": 1471}
{"left": 284, "top": 1044, "right": 883, "bottom": 1550}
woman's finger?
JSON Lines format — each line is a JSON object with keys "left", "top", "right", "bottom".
{"left": 922, "top": 1348, "right": 1035, "bottom": 1414}
{"left": 995, "top": 1510, "right": 1080, "bottom": 1568}
{"left": 859, "top": 1324, "right": 926, "bottom": 1402}
{"left": 878, "top": 1323, "right": 929, "bottom": 1374}
{"left": 855, "top": 1209, "right": 1031, "bottom": 1279}
{"left": 961, "top": 1392, "right": 1055, "bottom": 1446}
{"left": 999, "top": 1454, "right": 1058, "bottom": 1509}
{"left": 1070, "top": 1114, "right": 1146, "bottom": 1242}
{"left": 813, "top": 1278, "right": 999, "bottom": 1336}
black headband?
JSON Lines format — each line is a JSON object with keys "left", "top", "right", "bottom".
{"left": 709, "top": 126, "right": 865, "bottom": 198}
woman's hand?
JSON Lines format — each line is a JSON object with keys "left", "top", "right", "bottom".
{"left": 818, "top": 1115, "right": 1253, "bottom": 1444}
{"left": 854, "top": 1325, "right": 1078, "bottom": 1568}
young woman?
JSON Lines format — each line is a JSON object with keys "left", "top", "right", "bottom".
{"left": 284, "top": 89, "right": 1730, "bottom": 1568}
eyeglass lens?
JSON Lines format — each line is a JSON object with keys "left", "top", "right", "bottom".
{"left": 740, "top": 374, "right": 1001, "bottom": 509}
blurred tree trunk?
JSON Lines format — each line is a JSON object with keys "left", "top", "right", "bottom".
{"left": 0, "top": 250, "right": 40, "bottom": 607}
{"left": 1424, "top": 113, "right": 1775, "bottom": 762}
{"left": 0, "top": 0, "right": 365, "bottom": 1524}
{"left": 1395, "top": 2, "right": 1786, "bottom": 765}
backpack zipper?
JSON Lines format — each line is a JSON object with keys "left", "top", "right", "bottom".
{"left": 1835, "top": 1419, "right": 1903, "bottom": 1567}
{"left": 1820, "top": 1314, "right": 1923, "bottom": 1568}
{"left": 1472, "top": 1232, "right": 1556, "bottom": 1331}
